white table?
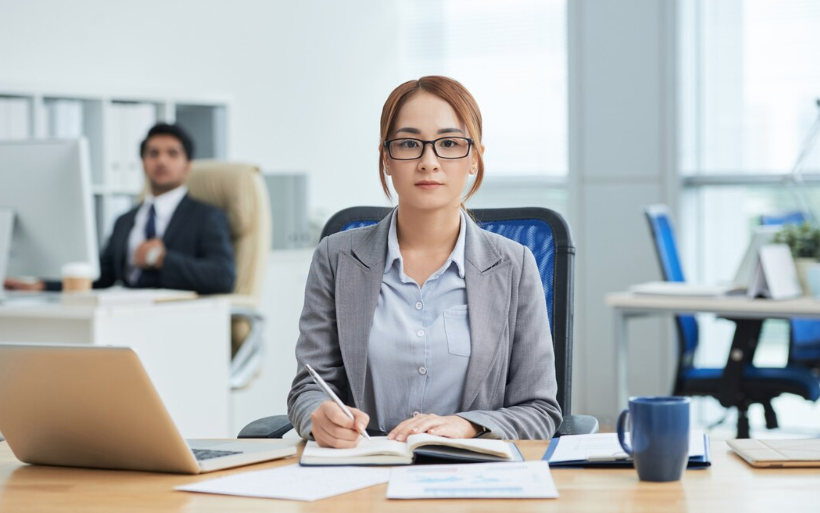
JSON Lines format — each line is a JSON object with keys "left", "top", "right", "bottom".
{"left": 606, "top": 293, "right": 820, "bottom": 425}
{"left": 0, "top": 298, "right": 231, "bottom": 438}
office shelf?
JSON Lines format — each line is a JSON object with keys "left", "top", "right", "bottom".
{"left": 0, "top": 86, "right": 229, "bottom": 247}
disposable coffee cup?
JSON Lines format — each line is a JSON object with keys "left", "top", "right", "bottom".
{"left": 61, "top": 262, "right": 94, "bottom": 292}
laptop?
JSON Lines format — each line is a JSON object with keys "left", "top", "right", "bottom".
{"left": 728, "top": 439, "right": 820, "bottom": 468}
{"left": 732, "top": 225, "right": 780, "bottom": 290}
{"left": 630, "top": 225, "right": 782, "bottom": 298}
{"left": 0, "top": 344, "right": 296, "bottom": 474}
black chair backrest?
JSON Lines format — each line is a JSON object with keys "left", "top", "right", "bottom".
{"left": 321, "top": 206, "right": 576, "bottom": 415}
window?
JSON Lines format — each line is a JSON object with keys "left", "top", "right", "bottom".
{"left": 680, "top": 0, "right": 820, "bottom": 175}
{"left": 398, "top": 0, "right": 568, "bottom": 210}
{"left": 679, "top": 0, "right": 820, "bottom": 432}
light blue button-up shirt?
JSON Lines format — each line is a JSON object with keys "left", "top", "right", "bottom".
{"left": 362, "top": 209, "right": 472, "bottom": 433}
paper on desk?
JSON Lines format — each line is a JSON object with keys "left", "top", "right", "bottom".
{"left": 548, "top": 430, "right": 705, "bottom": 463}
{"left": 177, "top": 464, "right": 389, "bottom": 502}
{"left": 386, "top": 461, "right": 558, "bottom": 499}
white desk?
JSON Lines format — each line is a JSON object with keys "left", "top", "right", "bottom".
{"left": 606, "top": 293, "right": 820, "bottom": 421}
{"left": 0, "top": 298, "right": 231, "bottom": 438}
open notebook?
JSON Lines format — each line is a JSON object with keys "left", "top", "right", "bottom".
{"left": 300, "top": 434, "right": 521, "bottom": 466}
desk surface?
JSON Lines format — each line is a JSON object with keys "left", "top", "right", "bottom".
{"left": 606, "top": 292, "right": 820, "bottom": 319}
{"left": 0, "top": 296, "right": 224, "bottom": 320}
{"left": 1, "top": 439, "right": 819, "bottom": 512}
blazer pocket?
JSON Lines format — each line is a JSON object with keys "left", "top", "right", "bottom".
{"left": 444, "top": 306, "right": 471, "bottom": 357}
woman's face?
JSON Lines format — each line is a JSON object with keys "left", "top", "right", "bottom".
{"left": 384, "top": 91, "right": 477, "bottom": 212}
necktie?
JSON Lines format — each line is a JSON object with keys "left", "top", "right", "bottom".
{"left": 145, "top": 204, "right": 157, "bottom": 240}
{"left": 136, "top": 204, "right": 157, "bottom": 288}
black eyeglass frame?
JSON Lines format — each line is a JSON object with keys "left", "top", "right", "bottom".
{"left": 383, "top": 137, "right": 475, "bottom": 160}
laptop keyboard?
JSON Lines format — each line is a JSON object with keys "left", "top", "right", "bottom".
{"left": 192, "top": 448, "right": 244, "bottom": 461}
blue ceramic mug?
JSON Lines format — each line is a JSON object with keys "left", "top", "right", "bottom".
{"left": 616, "top": 396, "right": 690, "bottom": 482}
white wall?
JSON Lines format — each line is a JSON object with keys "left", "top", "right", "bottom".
{"left": 0, "top": 0, "right": 404, "bottom": 220}
{"left": 569, "top": 0, "right": 679, "bottom": 425}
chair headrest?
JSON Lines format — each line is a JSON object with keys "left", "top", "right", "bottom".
{"left": 186, "top": 160, "right": 262, "bottom": 238}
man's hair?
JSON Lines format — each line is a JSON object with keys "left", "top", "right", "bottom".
{"left": 139, "top": 123, "right": 195, "bottom": 161}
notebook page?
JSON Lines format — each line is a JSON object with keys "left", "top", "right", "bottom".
{"left": 405, "top": 433, "right": 514, "bottom": 459}
{"left": 302, "top": 436, "right": 410, "bottom": 459}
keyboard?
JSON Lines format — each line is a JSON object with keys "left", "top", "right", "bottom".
{"left": 191, "top": 448, "right": 243, "bottom": 461}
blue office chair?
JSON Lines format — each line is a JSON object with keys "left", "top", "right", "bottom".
{"left": 760, "top": 211, "right": 807, "bottom": 227}
{"left": 644, "top": 205, "right": 820, "bottom": 438}
{"left": 759, "top": 212, "right": 820, "bottom": 366}
{"left": 239, "top": 206, "right": 598, "bottom": 439}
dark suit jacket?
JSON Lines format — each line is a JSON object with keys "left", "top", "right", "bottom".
{"left": 47, "top": 195, "right": 236, "bottom": 294}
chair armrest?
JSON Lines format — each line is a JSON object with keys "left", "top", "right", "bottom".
{"left": 555, "top": 415, "right": 599, "bottom": 437}
{"left": 237, "top": 415, "right": 294, "bottom": 439}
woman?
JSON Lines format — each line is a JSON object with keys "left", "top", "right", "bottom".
{"left": 287, "top": 76, "right": 562, "bottom": 448}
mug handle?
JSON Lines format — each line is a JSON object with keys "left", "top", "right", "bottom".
{"left": 616, "top": 408, "right": 633, "bottom": 456}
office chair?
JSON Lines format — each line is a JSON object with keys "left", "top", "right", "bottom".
{"left": 759, "top": 212, "right": 820, "bottom": 367}
{"left": 760, "top": 211, "right": 807, "bottom": 227}
{"left": 187, "top": 160, "right": 272, "bottom": 389}
{"left": 238, "top": 206, "right": 598, "bottom": 439}
{"left": 644, "top": 205, "right": 819, "bottom": 438}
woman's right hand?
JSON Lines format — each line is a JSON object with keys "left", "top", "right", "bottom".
{"left": 310, "top": 401, "right": 370, "bottom": 448}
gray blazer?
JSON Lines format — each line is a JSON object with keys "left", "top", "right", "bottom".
{"left": 287, "top": 211, "right": 563, "bottom": 440}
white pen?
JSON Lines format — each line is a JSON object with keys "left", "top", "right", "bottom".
{"left": 305, "top": 364, "right": 371, "bottom": 441}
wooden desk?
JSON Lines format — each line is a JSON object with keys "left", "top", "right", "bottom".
{"left": 606, "top": 292, "right": 820, "bottom": 424}
{"left": 1, "top": 440, "right": 818, "bottom": 512}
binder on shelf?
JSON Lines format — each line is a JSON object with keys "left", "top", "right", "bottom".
{"left": 0, "top": 98, "right": 30, "bottom": 140}
{"left": 116, "top": 103, "right": 155, "bottom": 193}
{"left": 46, "top": 99, "right": 83, "bottom": 139}
{"left": 106, "top": 103, "right": 123, "bottom": 193}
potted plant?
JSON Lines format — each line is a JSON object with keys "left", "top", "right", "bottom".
{"left": 773, "top": 222, "right": 820, "bottom": 295}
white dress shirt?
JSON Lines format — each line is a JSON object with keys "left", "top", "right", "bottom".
{"left": 362, "top": 209, "right": 470, "bottom": 433}
{"left": 126, "top": 185, "right": 188, "bottom": 285}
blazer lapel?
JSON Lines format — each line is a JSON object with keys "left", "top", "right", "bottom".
{"left": 161, "top": 194, "right": 192, "bottom": 245}
{"left": 114, "top": 208, "right": 138, "bottom": 283}
{"left": 336, "top": 213, "right": 392, "bottom": 408}
{"left": 461, "top": 217, "right": 511, "bottom": 410}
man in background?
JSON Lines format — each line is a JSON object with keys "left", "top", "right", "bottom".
{"left": 4, "top": 123, "right": 235, "bottom": 294}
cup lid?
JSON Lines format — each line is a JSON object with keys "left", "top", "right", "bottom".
{"left": 61, "top": 262, "right": 95, "bottom": 279}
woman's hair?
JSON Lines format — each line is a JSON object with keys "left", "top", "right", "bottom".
{"left": 379, "top": 76, "right": 484, "bottom": 202}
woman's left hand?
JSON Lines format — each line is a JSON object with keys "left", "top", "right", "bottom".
{"left": 387, "top": 414, "right": 478, "bottom": 441}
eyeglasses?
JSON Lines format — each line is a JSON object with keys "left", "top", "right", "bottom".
{"left": 384, "top": 137, "right": 474, "bottom": 160}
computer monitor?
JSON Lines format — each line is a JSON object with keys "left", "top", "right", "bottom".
{"left": 0, "top": 139, "right": 99, "bottom": 281}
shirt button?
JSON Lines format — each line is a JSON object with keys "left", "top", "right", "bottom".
{"left": 418, "top": 367, "right": 427, "bottom": 375}
{"left": 415, "top": 302, "right": 423, "bottom": 310}
{"left": 417, "top": 330, "right": 425, "bottom": 337}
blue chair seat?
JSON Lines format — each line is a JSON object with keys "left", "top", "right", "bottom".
{"left": 682, "top": 366, "right": 820, "bottom": 402}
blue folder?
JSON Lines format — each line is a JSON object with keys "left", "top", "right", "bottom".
{"left": 542, "top": 433, "right": 711, "bottom": 469}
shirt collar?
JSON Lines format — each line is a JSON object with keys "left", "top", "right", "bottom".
{"left": 145, "top": 185, "right": 188, "bottom": 218}
{"left": 384, "top": 208, "right": 467, "bottom": 279}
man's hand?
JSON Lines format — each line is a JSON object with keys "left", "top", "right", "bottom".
{"left": 310, "top": 401, "right": 370, "bottom": 448}
{"left": 387, "top": 414, "right": 479, "bottom": 441}
{"left": 134, "top": 239, "right": 166, "bottom": 269}
{"left": 3, "top": 278, "right": 45, "bottom": 291}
